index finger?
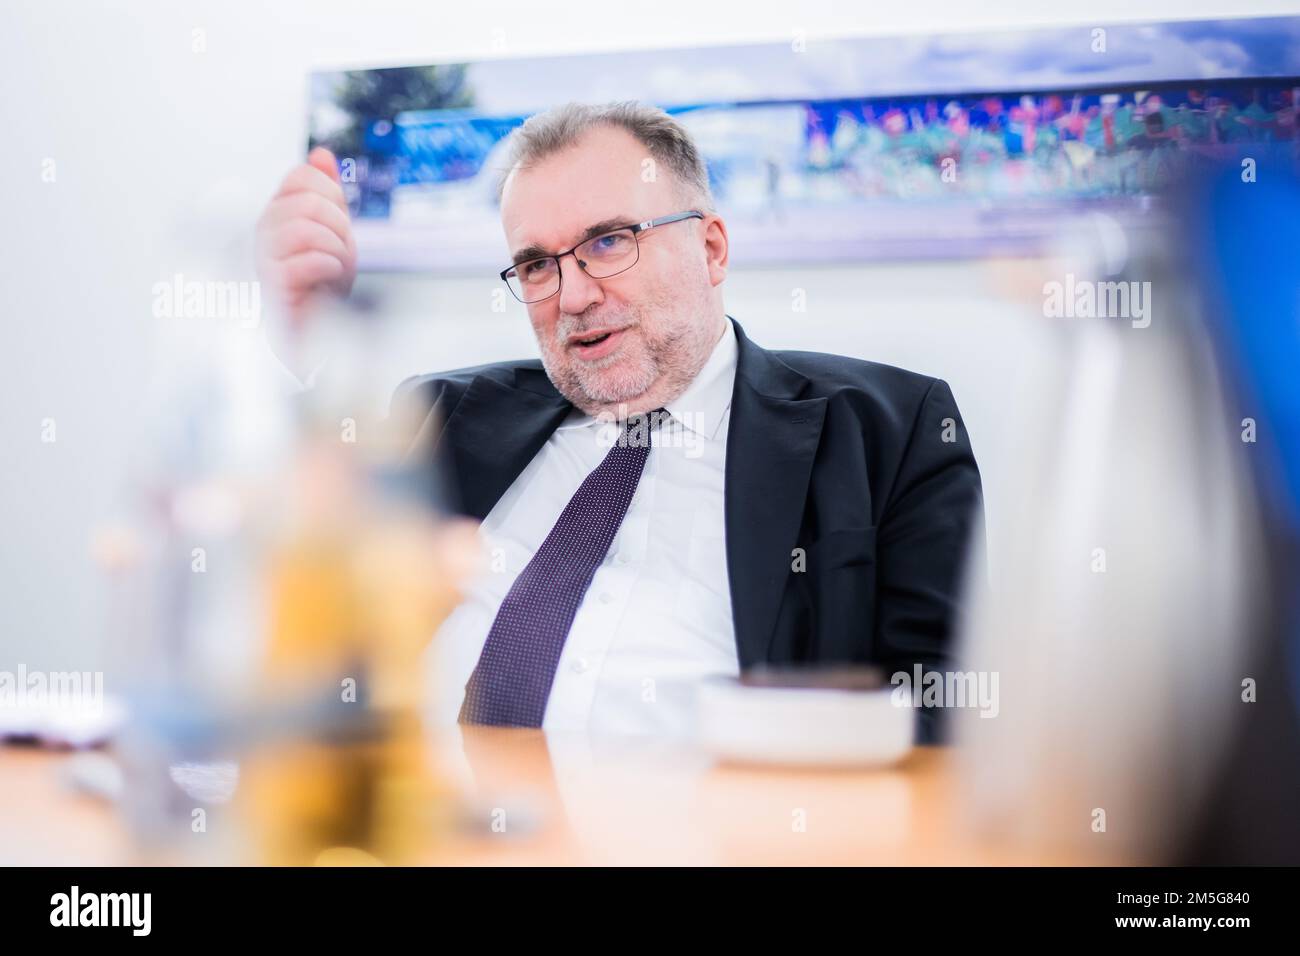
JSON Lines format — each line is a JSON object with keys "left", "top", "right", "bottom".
{"left": 275, "top": 162, "right": 349, "bottom": 213}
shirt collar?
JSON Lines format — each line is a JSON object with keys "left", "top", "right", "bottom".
{"left": 556, "top": 317, "right": 737, "bottom": 442}
{"left": 663, "top": 317, "right": 736, "bottom": 441}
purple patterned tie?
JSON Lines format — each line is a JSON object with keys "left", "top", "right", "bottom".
{"left": 458, "top": 409, "right": 668, "bottom": 727}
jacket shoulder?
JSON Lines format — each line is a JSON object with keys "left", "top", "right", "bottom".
{"left": 388, "top": 358, "right": 544, "bottom": 415}
{"left": 767, "top": 349, "right": 963, "bottom": 452}
{"left": 772, "top": 349, "right": 942, "bottom": 406}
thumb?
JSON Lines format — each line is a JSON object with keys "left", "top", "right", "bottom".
{"left": 307, "top": 146, "right": 341, "bottom": 184}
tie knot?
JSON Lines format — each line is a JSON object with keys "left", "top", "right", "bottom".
{"left": 615, "top": 407, "right": 669, "bottom": 449}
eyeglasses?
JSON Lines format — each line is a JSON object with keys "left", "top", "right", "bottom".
{"left": 500, "top": 210, "right": 705, "bottom": 304}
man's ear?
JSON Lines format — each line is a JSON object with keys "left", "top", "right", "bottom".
{"left": 703, "top": 214, "right": 729, "bottom": 287}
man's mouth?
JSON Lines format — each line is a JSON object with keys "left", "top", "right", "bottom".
{"left": 567, "top": 326, "right": 628, "bottom": 360}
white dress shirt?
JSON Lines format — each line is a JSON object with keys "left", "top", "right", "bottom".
{"left": 426, "top": 319, "right": 740, "bottom": 737}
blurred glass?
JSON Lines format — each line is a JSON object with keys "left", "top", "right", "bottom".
{"left": 953, "top": 199, "right": 1271, "bottom": 864}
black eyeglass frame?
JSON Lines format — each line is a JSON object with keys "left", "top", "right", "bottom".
{"left": 499, "top": 209, "right": 706, "bottom": 303}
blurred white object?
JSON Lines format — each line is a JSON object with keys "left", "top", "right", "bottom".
{"left": 954, "top": 251, "right": 1266, "bottom": 862}
{"left": 0, "top": 694, "right": 127, "bottom": 749}
{"left": 168, "top": 761, "right": 240, "bottom": 803}
{"left": 696, "top": 677, "right": 914, "bottom": 767}
{"left": 62, "top": 752, "right": 126, "bottom": 801}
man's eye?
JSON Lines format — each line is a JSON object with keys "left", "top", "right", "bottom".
{"left": 523, "top": 259, "right": 555, "bottom": 278}
{"left": 591, "top": 233, "right": 630, "bottom": 254}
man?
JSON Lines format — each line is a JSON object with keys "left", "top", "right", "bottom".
{"left": 256, "top": 101, "right": 983, "bottom": 741}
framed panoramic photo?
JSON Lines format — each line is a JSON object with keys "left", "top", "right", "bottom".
{"left": 308, "top": 16, "right": 1300, "bottom": 270}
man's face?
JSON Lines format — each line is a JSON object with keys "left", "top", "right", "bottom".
{"left": 500, "top": 125, "right": 728, "bottom": 419}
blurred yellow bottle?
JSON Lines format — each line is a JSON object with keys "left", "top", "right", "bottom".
{"left": 238, "top": 296, "right": 479, "bottom": 866}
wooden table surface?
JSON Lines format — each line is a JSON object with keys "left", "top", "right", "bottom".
{"left": 0, "top": 729, "right": 1085, "bottom": 866}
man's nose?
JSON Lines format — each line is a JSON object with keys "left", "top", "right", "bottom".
{"left": 556, "top": 254, "right": 603, "bottom": 315}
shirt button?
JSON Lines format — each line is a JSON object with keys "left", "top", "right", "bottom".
{"left": 614, "top": 552, "right": 630, "bottom": 565}
{"left": 598, "top": 591, "right": 613, "bottom": 604}
{"left": 571, "top": 657, "right": 590, "bottom": 674}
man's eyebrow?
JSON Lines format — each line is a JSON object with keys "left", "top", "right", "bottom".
{"left": 510, "top": 216, "right": 635, "bottom": 265}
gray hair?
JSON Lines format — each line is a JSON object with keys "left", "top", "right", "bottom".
{"left": 495, "top": 100, "right": 715, "bottom": 211}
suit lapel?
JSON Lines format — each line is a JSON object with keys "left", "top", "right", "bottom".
{"left": 443, "top": 368, "right": 573, "bottom": 520}
{"left": 724, "top": 321, "right": 828, "bottom": 668}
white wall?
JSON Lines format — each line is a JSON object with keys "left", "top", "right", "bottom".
{"left": 0, "top": 0, "right": 1284, "bottom": 669}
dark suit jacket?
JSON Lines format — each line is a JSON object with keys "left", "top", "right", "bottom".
{"left": 394, "top": 318, "right": 984, "bottom": 741}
